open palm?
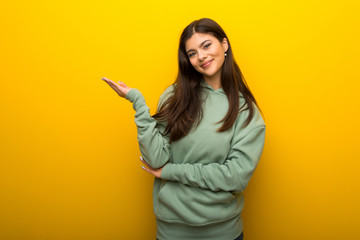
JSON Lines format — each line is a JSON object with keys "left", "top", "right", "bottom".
{"left": 101, "top": 77, "right": 132, "bottom": 98}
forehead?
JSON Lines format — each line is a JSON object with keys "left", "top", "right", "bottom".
{"left": 185, "top": 32, "right": 218, "bottom": 50}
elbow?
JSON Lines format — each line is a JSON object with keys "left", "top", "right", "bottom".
{"left": 231, "top": 182, "right": 244, "bottom": 194}
{"left": 137, "top": 138, "right": 170, "bottom": 168}
{"left": 139, "top": 149, "right": 169, "bottom": 169}
{"left": 148, "top": 158, "right": 168, "bottom": 169}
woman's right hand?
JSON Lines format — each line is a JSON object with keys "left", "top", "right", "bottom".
{"left": 101, "top": 77, "right": 132, "bottom": 98}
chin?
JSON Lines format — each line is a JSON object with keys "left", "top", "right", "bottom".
{"left": 203, "top": 73, "right": 214, "bottom": 78}
{"left": 203, "top": 69, "right": 218, "bottom": 78}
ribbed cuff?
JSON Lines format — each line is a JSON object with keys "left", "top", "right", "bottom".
{"left": 125, "top": 89, "right": 147, "bottom": 112}
{"left": 160, "top": 163, "right": 175, "bottom": 180}
{"left": 125, "top": 88, "right": 137, "bottom": 102}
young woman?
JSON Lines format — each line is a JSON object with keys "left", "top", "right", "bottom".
{"left": 102, "top": 18, "right": 265, "bottom": 240}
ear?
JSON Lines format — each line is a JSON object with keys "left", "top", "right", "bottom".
{"left": 222, "top": 38, "right": 229, "bottom": 53}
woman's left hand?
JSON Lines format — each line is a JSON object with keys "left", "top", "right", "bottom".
{"left": 140, "top": 156, "right": 164, "bottom": 178}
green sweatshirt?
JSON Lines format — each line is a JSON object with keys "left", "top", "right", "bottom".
{"left": 125, "top": 80, "right": 266, "bottom": 240}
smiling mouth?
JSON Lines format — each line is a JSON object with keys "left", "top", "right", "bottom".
{"left": 201, "top": 60, "right": 213, "bottom": 68}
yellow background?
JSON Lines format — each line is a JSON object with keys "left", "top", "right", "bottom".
{"left": 1, "top": 0, "right": 359, "bottom": 239}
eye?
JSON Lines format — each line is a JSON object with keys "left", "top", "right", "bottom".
{"left": 188, "top": 52, "right": 196, "bottom": 58}
{"left": 204, "top": 43, "right": 211, "bottom": 49}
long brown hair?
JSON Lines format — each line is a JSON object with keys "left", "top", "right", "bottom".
{"left": 153, "top": 18, "right": 262, "bottom": 142}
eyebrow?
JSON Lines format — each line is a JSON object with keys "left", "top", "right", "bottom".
{"left": 186, "top": 40, "right": 211, "bottom": 54}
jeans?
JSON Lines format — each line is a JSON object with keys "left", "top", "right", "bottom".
{"left": 234, "top": 231, "right": 244, "bottom": 240}
{"left": 156, "top": 231, "right": 243, "bottom": 240}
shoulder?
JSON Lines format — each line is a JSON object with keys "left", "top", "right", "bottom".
{"left": 157, "top": 84, "right": 176, "bottom": 109}
{"left": 160, "top": 84, "right": 176, "bottom": 100}
{"left": 236, "top": 96, "right": 265, "bottom": 134}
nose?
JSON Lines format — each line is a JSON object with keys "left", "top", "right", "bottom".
{"left": 197, "top": 50, "right": 207, "bottom": 61}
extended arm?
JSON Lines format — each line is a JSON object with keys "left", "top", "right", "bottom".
{"left": 102, "top": 77, "right": 172, "bottom": 169}
{"left": 126, "top": 88, "right": 173, "bottom": 169}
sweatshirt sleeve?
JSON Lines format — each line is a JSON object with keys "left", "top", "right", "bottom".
{"left": 160, "top": 105, "right": 266, "bottom": 194}
{"left": 125, "top": 87, "right": 173, "bottom": 169}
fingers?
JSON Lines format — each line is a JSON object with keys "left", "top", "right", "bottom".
{"left": 101, "top": 77, "right": 128, "bottom": 90}
{"left": 101, "top": 77, "right": 129, "bottom": 91}
{"left": 103, "top": 78, "right": 118, "bottom": 88}
{"left": 118, "top": 81, "right": 127, "bottom": 88}
{"left": 139, "top": 156, "right": 163, "bottom": 178}
{"left": 101, "top": 77, "right": 118, "bottom": 87}
{"left": 106, "top": 81, "right": 120, "bottom": 93}
{"left": 140, "top": 156, "right": 154, "bottom": 176}
{"left": 140, "top": 156, "right": 152, "bottom": 169}
{"left": 101, "top": 77, "right": 126, "bottom": 97}
{"left": 102, "top": 77, "right": 125, "bottom": 88}
{"left": 141, "top": 165, "right": 151, "bottom": 174}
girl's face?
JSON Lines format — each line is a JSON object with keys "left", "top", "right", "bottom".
{"left": 185, "top": 32, "right": 228, "bottom": 80}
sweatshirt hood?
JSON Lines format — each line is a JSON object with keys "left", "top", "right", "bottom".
{"left": 200, "top": 79, "right": 225, "bottom": 95}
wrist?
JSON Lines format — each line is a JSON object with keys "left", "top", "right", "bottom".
{"left": 125, "top": 88, "right": 136, "bottom": 101}
{"left": 160, "top": 163, "right": 171, "bottom": 179}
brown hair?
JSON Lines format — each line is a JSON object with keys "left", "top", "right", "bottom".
{"left": 153, "top": 18, "right": 262, "bottom": 142}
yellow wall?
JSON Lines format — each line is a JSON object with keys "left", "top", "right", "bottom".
{"left": 1, "top": 0, "right": 359, "bottom": 239}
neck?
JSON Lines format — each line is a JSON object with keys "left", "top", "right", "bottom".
{"left": 203, "top": 71, "right": 222, "bottom": 90}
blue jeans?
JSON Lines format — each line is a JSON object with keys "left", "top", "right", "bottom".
{"left": 156, "top": 232, "right": 243, "bottom": 240}
{"left": 234, "top": 231, "right": 244, "bottom": 240}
